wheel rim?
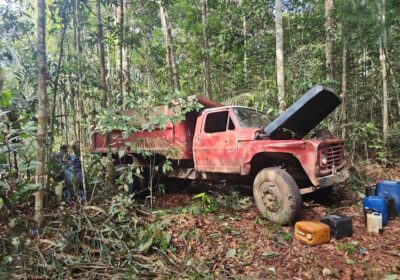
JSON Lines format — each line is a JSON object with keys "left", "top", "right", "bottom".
{"left": 260, "top": 181, "right": 283, "bottom": 212}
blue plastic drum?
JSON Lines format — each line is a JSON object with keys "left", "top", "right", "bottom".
{"left": 375, "top": 180, "right": 400, "bottom": 216}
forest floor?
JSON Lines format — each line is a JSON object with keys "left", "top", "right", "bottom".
{"left": 1, "top": 163, "right": 400, "bottom": 279}
{"left": 149, "top": 163, "right": 400, "bottom": 279}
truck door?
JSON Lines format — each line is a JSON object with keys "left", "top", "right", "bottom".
{"left": 194, "top": 109, "right": 240, "bottom": 173}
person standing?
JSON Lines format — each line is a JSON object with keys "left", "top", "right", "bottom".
{"left": 51, "top": 143, "right": 70, "bottom": 201}
{"left": 64, "top": 143, "right": 85, "bottom": 203}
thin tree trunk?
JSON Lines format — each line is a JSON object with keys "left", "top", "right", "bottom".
{"left": 243, "top": 12, "right": 247, "bottom": 88}
{"left": 35, "top": 0, "right": 47, "bottom": 226}
{"left": 388, "top": 68, "right": 400, "bottom": 118}
{"left": 117, "top": 0, "right": 124, "bottom": 106}
{"left": 325, "top": 0, "right": 334, "bottom": 81}
{"left": 49, "top": 24, "right": 67, "bottom": 151}
{"left": 159, "top": 1, "right": 180, "bottom": 92}
{"left": 341, "top": 39, "right": 347, "bottom": 139}
{"left": 379, "top": 37, "right": 389, "bottom": 146}
{"left": 61, "top": 90, "right": 69, "bottom": 145}
{"left": 275, "top": 0, "right": 285, "bottom": 113}
{"left": 74, "top": 0, "right": 87, "bottom": 197}
{"left": 201, "top": 0, "right": 211, "bottom": 99}
{"left": 46, "top": 23, "right": 67, "bottom": 190}
{"left": 378, "top": 0, "right": 388, "bottom": 146}
{"left": 97, "top": 0, "right": 107, "bottom": 107}
{"left": 122, "top": 14, "right": 129, "bottom": 97}
{"left": 363, "top": 47, "right": 367, "bottom": 86}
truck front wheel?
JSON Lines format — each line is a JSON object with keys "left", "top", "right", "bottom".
{"left": 253, "top": 168, "right": 302, "bottom": 225}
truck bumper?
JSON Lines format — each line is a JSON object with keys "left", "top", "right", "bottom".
{"left": 299, "top": 168, "right": 350, "bottom": 195}
{"left": 317, "top": 168, "right": 350, "bottom": 188}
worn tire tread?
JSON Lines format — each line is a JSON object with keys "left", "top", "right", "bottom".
{"left": 253, "top": 167, "right": 302, "bottom": 225}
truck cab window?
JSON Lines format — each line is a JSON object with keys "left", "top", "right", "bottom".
{"left": 204, "top": 111, "right": 231, "bottom": 133}
{"left": 228, "top": 117, "right": 235, "bottom": 130}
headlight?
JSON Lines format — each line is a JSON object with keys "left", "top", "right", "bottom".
{"left": 321, "top": 154, "right": 328, "bottom": 165}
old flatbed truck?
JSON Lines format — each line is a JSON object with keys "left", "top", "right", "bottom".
{"left": 92, "top": 85, "right": 349, "bottom": 224}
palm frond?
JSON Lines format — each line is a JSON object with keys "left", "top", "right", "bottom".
{"left": 222, "top": 93, "right": 255, "bottom": 108}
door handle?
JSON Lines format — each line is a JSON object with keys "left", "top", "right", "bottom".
{"left": 224, "top": 140, "right": 229, "bottom": 143}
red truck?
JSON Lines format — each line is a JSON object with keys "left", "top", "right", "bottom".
{"left": 92, "top": 85, "right": 349, "bottom": 224}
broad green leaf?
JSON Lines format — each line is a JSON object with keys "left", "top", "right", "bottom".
{"left": 1, "top": 91, "right": 12, "bottom": 107}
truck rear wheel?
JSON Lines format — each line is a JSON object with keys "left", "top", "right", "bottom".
{"left": 253, "top": 167, "right": 301, "bottom": 225}
{"left": 116, "top": 156, "right": 149, "bottom": 198}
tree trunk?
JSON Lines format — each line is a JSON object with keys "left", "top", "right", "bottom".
{"left": 97, "top": 0, "right": 113, "bottom": 188}
{"left": 122, "top": 15, "right": 129, "bottom": 98}
{"left": 389, "top": 67, "right": 400, "bottom": 119}
{"left": 49, "top": 24, "right": 67, "bottom": 150}
{"left": 341, "top": 39, "right": 347, "bottom": 139}
{"left": 275, "top": 0, "right": 285, "bottom": 113}
{"left": 117, "top": 0, "right": 124, "bottom": 106}
{"left": 201, "top": 0, "right": 211, "bottom": 99}
{"left": 378, "top": 0, "right": 388, "bottom": 146}
{"left": 243, "top": 11, "right": 248, "bottom": 88}
{"left": 97, "top": 0, "right": 107, "bottom": 107}
{"left": 379, "top": 37, "right": 388, "bottom": 146}
{"left": 74, "top": 0, "right": 87, "bottom": 196}
{"left": 159, "top": 1, "right": 180, "bottom": 92}
{"left": 35, "top": 0, "right": 47, "bottom": 226}
{"left": 325, "top": 0, "right": 334, "bottom": 81}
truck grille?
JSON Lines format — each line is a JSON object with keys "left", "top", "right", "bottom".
{"left": 319, "top": 143, "right": 345, "bottom": 170}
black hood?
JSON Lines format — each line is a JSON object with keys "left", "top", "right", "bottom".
{"left": 264, "top": 85, "right": 341, "bottom": 139}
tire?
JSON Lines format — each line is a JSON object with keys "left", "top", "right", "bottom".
{"left": 116, "top": 156, "right": 149, "bottom": 198}
{"left": 253, "top": 167, "right": 302, "bottom": 225}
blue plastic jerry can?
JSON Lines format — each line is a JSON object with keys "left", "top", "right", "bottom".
{"left": 375, "top": 180, "right": 400, "bottom": 216}
{"left": 363, "top": 196, "right": 388, "bottom": 226}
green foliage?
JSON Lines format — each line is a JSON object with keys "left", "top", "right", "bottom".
{"left": 345, "top": 122, "right": 390, "bottom": 162}
{"left": 137, "top": 224, "right": 171, "bottom": 253}
{"left": 263, "top": 222, "right": 293, "bottom": 244}
{"left": 108, "top": 193, "right": 139, "bottom": 222}
{"left": 0, "top": 90, "right": 12, "bottom": 107}
{"left": 192, "top": 192, "right": 219, "bottom": 213}
{"left": 220, "top": 191, "right": 252, "bottom": 211}
{"left": 336, "top": 241, "right": 358, "bottom": 256}
{"left": 96, "top": 92, "right": 203, "bottom": 137}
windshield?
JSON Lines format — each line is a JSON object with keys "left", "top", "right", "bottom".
{"left": 233, "top": 107, "right": 270, "bottom": 128}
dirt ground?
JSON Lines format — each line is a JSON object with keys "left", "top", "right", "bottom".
{"left": 150, "top": 165, "right": 400, "bottom": 279}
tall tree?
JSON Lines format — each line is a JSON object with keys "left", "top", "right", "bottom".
{"left": 325, "top": 0, "right": 334, "bottom": 81}
{"left": 378, "top": 0, "right": 389, "bottom": 145}
{"left": 159, "top": 0, "right": 180, "bottom": 92}
{"left": 340, "top": 1, "right": 349, "bottom": 139}
{"left": 117, "top": 0, "right": 125, "bottom": 106}
{"left": 122, "top": 12, "right": 129, "bottom": 98}
{"left": 97, "top": 0, "right": 107, "bottom": 107}
{"left": 275, "top": 0, "right": 285, "bottom": 112}
{"left": 35, "top": 0, "right": 47, "bottom": 225}
{"left": 201, "top": 0, "right": 211, "bottom": 99}
{"left": 340, "top": 28, "right": 348, "bottom": 139}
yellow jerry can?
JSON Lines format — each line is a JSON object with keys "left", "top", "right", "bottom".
{"left": 294, "top": 221, "right": 331, "bottom": 245}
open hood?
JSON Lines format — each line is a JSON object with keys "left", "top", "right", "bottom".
{"left": 264, "top": 85, "right": 341, "bottom": 139}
